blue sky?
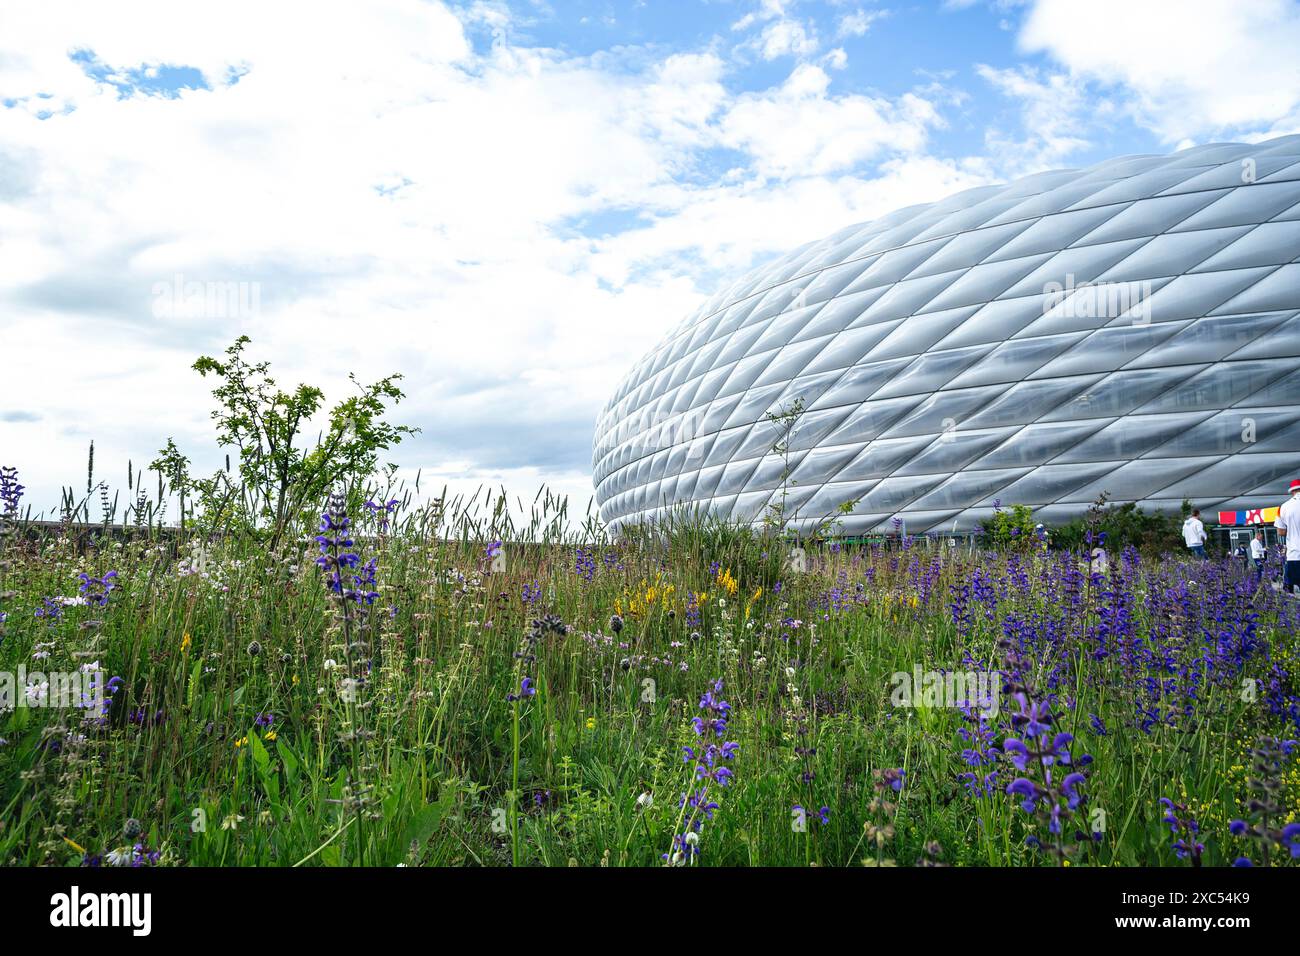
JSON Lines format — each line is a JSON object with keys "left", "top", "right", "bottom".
{"left": 2, "top": 0, "right": 1299, "bottom": 520}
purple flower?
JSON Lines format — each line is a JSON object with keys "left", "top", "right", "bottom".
{"left": 507, "top": 677, "right": 535, "bottom": 702}
{"left": 665, "top": 679, "right": 739, "bottom": 865}
{"left": 1010, "top": 693, "right": 1053, "bottom": 737}
{"left": 318, "top": 494, "right": 381, "bottom": 605}
{"left": 1007, "top": 777, "right": 1040, "bottom": 813}
{"left": 1060, "top": 773, "right": 1087, "bottom": 810}
{"left": 363, "top": 497, "right": 399, "bottom": 532}
{"left": 1282, "top": 823, "right": 1300, "bottom": 859}
{"left": 879, "top": 768, "right": 905, "bottom": 792}
{"left": 0, "top": 466, "right": 23, "bottom": 514}
{"left": 78, "top": 571, "right": 118, "bottom": 607}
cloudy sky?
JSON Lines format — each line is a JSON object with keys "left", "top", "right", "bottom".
{"left": 3, "top": 0, "right": 1300, "bottom": 521}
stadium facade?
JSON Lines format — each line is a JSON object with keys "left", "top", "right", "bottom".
{"left": 593, "top": 136, "right": 1300, "bottom": 535}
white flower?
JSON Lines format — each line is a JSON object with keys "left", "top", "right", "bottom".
{"left": 25, "top": 681, "right": 49, "bottom": 705}
{"left": 221, "top": 813, "right": 244, "bottom": 831}
{"left": 636, "top": 792, "right": 653, "bottom": 809}
{"left": 106, "top": 848, "right": 133, "bottom": 866}
{"left": 684, "top": 831, "right": 699, "bottom": 846}
{"left": 323, "top": 658, "right": 339, "bottom": 672}
{"left": 786, "top": 667, "right": 796, "bottom": 678}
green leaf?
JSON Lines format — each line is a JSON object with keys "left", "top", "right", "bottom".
{"left": 248, "top": 730, "right": 270, "bottom": 774}
{"left": 400, "top": 787, "right": 455, "bottom": 857}
{"left": 279, "top": 740, "right": 301, "bottom": 782}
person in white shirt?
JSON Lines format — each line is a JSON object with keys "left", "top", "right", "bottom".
{"left": 1182, "top": 509, "right": 1208, "bottom": 559}
{"left": 1250, "top": 530, "right": 1267, "bottom": 582}
{"left": 1275, "top": 479, "right": 1300, "bottom": 594}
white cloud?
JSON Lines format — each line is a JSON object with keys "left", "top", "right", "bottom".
{"left": 837, "top": 8, "right": 889, "bottom": 38}
{"left": 975, "top": 63, "right": 1102, "bottom": 173}
{"left": 719, "top": 63, "right": 943, "bottom": 179}
{"left": 732, "top": 0, "right": 820, "bottom": 60}
{"left": 0, "top": 0, "right": 985, "bottom": 523}
{"left": 1018, "top": 0, "right": 1300, "bottom": 141}
{"left": 756, "top": 18, "right": 821, "bottom": 59}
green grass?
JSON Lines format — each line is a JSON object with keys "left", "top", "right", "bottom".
{"left": 0, "top": 506, "right": 1296, "bottom": 868}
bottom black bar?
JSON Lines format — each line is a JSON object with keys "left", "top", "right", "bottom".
{"left": 0, "top": 864, "right": 1293, "bottom": 940}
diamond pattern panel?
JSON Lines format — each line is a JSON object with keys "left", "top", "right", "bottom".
{"left": 593, "top": 136, "right": 1300, "bottom": 533}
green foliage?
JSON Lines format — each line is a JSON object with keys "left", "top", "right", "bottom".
{"left": 181, "top": 336, "right": 416, "bottom": 539}
{"left": 978, "top": 503, "right": 1039, "bottom": 552}
{"left": 1, "top": 500, "right": 1293, "bottom": 868}
{"left": 761, "top": 397, "right": 805, "bottom": 538}
{"left": 1050, "top": 496, "right": 1193, "bottom": 554}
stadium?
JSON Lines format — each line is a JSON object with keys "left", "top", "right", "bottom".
{"left": 593, "top": 136, "right": 1300, "bottom": 536}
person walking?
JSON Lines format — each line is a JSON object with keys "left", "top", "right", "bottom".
{"left": 1275, "top": 479, "right": 1300, "bottom": 595}
{"left": 1182, "top": 509, "right": 1208, "bottom": 559}
{"left": 1250, "top": 529, "right": 1267, "bottom": 582}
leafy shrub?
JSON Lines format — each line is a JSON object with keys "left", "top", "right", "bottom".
{"left": 978, "top": 503, "right": 1039, "bottom": 552}
{"left": 1050, "top": 497, "right": 1193, "bottom": 554}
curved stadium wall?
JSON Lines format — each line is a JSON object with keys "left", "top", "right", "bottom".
{"left": 593, "top": 136, "right": 1300, "bottom": 535}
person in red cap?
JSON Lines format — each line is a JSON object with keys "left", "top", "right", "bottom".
{"left": 1276, "top": 479, "right": 1300, "bottom": 595}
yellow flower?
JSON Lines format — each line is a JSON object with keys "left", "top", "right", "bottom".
{"left": 716, "top": 567, "right": 739, "bottom": 596}
{"left": 181, "top": 632, "right": 192, "bottom": 652}
{"left": 264, "top": 730, "right": 278, "bottom": 742}
{"left": 234, "top": 736, "right": 248, "bottom": 749}
{"left": 585, "top": 717, "right": 596, "bottom": 731}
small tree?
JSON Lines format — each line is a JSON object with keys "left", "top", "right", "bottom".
{"left": 189, "top": 336, "right": 417, "bottom": 542}
{"left": 979, "top": 503, "right": 1038, "bottom": 552}
{"left": 762, "top": 397, "right": 805, "bottom": 538}
{"left": 151, "top": 438, "right": 193, "bottom": 532}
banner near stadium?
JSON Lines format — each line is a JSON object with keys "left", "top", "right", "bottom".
{"left": 1217, "top": 507, "right": 1280, "bottom": 526}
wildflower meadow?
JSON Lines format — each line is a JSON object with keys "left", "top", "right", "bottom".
{"left": 1, "top": 370, "right": 1297, "bottom": 870}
